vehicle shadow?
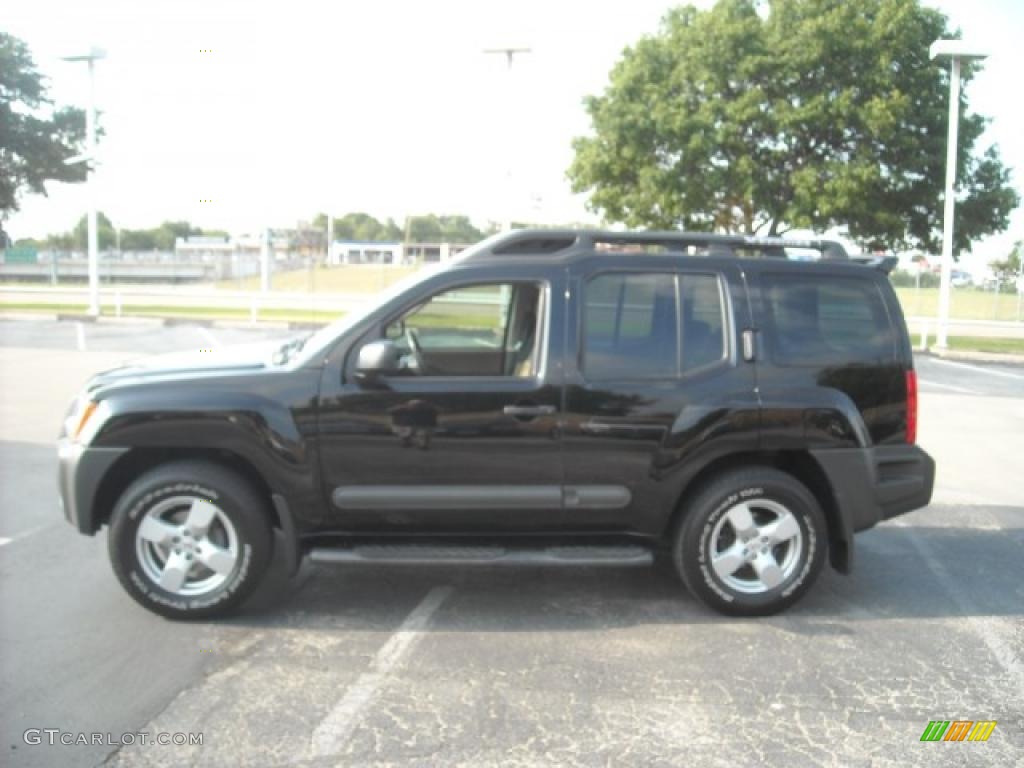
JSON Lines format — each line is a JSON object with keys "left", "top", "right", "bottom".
{"left": 232, "top": 504, "right": 1024, "bottom": 633}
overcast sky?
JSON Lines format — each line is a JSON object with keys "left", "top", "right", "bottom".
{"left": 5, "top": 0, "right": 1022, "bottom": 271}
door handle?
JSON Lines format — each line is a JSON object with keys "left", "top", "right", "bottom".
{"left": 503, "top": 404, "right": 556, "bottom": 418}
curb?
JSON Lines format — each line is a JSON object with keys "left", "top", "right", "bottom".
{"left": 0, "top": 311, "right": 59, "bottom": 322}
{"left": 924, "top": 347, "right": 1024, "bottom": 366}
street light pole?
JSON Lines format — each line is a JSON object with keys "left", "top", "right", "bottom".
{"left": 61, "top": 47, "right": 106, "bottom": 317}
{"left": 929, "top": 40, "right": 988, "bottom": 349}
{"left": 483, "top": 46, "right": 531, "bottom": 232}
{"left": 935, "top": 55, "right": 959, "bottom": 349}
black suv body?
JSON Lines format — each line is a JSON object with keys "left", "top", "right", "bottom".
{"left": 58, "top": 229, "right": 934, "bottom": 617}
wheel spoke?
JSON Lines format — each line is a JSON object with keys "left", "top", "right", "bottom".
{"left": 726, "top": 503, "right": 757, "bottom": 539}
{"left": 711, "top": 541, "right": 748, "bottom": 580}
{"left": 138, "top": 516, "right": 179, "bottom": 546}
{"left": 752, "top": 551, "right": 783, "bottom": 589}
{"left": 196, "top": 539, "right": 236, "bottom": 576}
{"left": 184, "top": 499, "right": 219, "bottom": 535}
{"left": 158, "top": 551, "right": 190, "bottom": 593}
{"left": 761, "top": 511, "right": 800, "bottom": 545}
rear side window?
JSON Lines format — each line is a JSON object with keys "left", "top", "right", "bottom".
{"left": 681, "top": 275, "right": 727, "bottom": 369}
{"left": 762, "top": 274, "right": 895, "bottom": 365}
{"left": 582, "top": 272, "right": 726, "bottom": 379}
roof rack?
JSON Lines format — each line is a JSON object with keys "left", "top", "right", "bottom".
{"left": 459, "top": 228, "right": 897, "bottom": 269}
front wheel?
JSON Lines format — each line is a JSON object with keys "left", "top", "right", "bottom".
{"left": 108, "top": 461, "right": 273, "bottom": 620}
{"left": 674, "top": 468, "right": 826, "bottom": 616}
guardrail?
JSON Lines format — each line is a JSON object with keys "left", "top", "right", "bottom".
{"left": 907, "top": 316, "right": 1024, "bottom": 347}
{"left": 0, "top": 284, "right": 506, "bottom": 322}
{"left": 0, "top": 285, "right": 373, "bottom": 321}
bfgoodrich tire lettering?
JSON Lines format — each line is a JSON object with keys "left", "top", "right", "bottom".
{"left": 108, "top": 462, "right": 273, "bottom": 620}
{"left": 674, "top": 468, "right": 826, "bottom": 616}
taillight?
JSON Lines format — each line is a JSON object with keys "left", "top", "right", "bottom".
{"left": 905, "top": 370, "right": 917, "bottom": 444}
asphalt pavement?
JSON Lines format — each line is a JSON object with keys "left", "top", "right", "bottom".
{"left": 1, "top": 318, "right": 1021, "bottom": 768}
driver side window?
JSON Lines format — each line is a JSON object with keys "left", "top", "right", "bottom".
{"left": 383, "top": 282, "right": 542, "bottom": 378}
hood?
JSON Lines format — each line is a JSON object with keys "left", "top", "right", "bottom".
{"left": 86, "top": 340, "right": 283, "bottom": 391}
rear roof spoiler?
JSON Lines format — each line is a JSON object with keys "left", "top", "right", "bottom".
{"left": 850, "top": 255, "right": 899, "bottom": 274}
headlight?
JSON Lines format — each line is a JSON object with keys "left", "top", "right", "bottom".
{"left": 63, "top": 397, "right": 108, "bottom": 444}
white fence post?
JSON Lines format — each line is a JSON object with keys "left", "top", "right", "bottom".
{"left": 919, "top": 319, "right": 929, "bottom": 351}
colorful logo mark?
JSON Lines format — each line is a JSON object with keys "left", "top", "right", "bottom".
{"left": 920, "top": 720, "right": 997, "bottom": 742}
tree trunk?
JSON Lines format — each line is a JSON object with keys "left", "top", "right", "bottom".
{"left": 742, "top": 201, "right": 755, "bottom": 235}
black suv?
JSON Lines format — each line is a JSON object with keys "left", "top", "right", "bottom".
{"left": 57, "top": 229, "right": 934, "bottom": 618}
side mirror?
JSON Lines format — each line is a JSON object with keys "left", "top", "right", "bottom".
{"left": 355, "top": 340, "right": 401, "bottom": 385}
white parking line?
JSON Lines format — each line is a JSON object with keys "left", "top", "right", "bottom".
{"left": 0, "top": 526, "right": 43, "bottom": 548}
{"left": 893, "top": 520, "right": 1024, "bottom": 700}
{"left": 917, "top": 378, "right": 980, "bottom": 394}
{"left": 310, "top": 585, "right": 453, "bottom": 757}
{"left": 928, "top": 357, "right": 1024, "bottom": 381}
{"left": 76, "top": 322, "right": 86, "bottom": 352}
{"left": 197, "top": 326, "right": 219, "bottom": 347}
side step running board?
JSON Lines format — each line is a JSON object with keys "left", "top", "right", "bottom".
{"left": 308, "top": 544, "right": 653, "bottom": 568}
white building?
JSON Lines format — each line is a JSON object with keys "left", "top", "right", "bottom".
{"left": 328, "top": 241, "right": 472, "bottom": 266}
{"left": 328, "top": 240, "right": 404, "bottom": 266}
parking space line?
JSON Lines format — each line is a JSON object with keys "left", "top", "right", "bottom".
{"left": 893, "top": 520, "right": 1024, "bottom": 699}
{"left": 310, "top": 585, "right": 453, "bottom": 757}
{"left": 928, "top": 357, "right": 1024, "bottom": 381}
{"left": 917, "top": 378, "right": 979, "bottom": 394}
{"left": 197, "top": 326, "right": 219, "bottom": 347}
{"left": 76, "top": 322, "right": 86, "bottom": 352}
{"left": 0, "top": 526, "right": 43, "bottom": 548}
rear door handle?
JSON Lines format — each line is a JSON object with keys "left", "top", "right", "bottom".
{"left": 503, "top": 404, "right": 556, "bottom": 418}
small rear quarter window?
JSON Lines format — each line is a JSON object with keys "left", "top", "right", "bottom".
{"left": 762, "top": 274, "right": 895, "bottom": 365}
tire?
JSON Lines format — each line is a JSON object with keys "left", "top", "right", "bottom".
{"left": 107, "top": 461, "right": 273, "bottom": 620}
{"left": 673, "top": 467, "right": 826, "bottom": 616}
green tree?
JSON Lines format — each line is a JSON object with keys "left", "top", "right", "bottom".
{"left": 989, "top": 240, "right": 1022, "bottom": 285}
{"left": 568, "top": 0, "right": 1019, "bottom": 253}
{"left": 72, "top": 211, "right": 116, "bottom": 250}
{"left": 1, "top": 33, "right": 88, "bottom": 218}
{"left": 405, "top": 214, "right": 485, "bottom": 243}
{"left": 119, "top": 228, "right": 158, "bottom": 251}
{"left": 311, "top": 212, "right": 403, "bottom": 242}
{"left": 152, "top": 220, "right": 201, "bottom": 250}
{"left": 311, "top": 212, "right": 486, "bottom": 243}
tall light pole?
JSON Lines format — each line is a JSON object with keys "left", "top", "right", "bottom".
{"left": 61, "top": 47, "right": 106, "bottom": 317}
{"left": 483, "top": 46, "right": 531, "bottom": 232}
{"left": 929, "top": 40, "right": 988, "bottom": 349}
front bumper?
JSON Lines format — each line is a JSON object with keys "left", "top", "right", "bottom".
{"left": 57, "top": 439, "right": 129, "bottom": 535}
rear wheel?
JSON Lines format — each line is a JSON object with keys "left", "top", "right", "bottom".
{"left": 108, "top": 461, "right": 273, "bottom": 620}
{"left": 673, "top": 467, "right": 826, "bottom": 616}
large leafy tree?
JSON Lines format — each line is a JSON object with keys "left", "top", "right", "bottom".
{"left": 568, "top": 0, "right": 1019, "bottom": 253}
{"left": 1, "top": 33, "right": 88, "bottom": 219}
